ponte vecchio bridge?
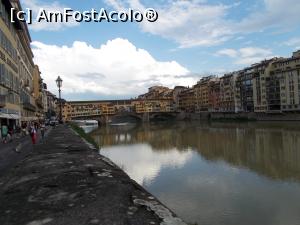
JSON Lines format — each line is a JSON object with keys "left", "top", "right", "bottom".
{"left": 63, "top": 99, "right": 179, "bottom": 124}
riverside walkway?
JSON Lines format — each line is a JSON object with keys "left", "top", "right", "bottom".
{"left": 0, "top": 125, "right": 186, "bottom": 225}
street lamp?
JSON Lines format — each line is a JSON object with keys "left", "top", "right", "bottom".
{"left": 56, "top": 76, "right": 63, "bottom": 123}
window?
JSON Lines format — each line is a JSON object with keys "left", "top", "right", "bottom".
{"left": 0, "top": 29, "right": 17, "bottom": 61}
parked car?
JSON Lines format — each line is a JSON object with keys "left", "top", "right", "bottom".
{"left": 45, "top": 119, "right": 50, "bottom": 126}
{"left": 49, "top": 120, "right": 59, "bottom": 126}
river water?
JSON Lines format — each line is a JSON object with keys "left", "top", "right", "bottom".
{"left": 89, "top": 122, "right": 300, "bottom": 225}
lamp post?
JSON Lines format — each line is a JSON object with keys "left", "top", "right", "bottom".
{"left": 55, "top": 76, "right": 63, "bottom": 123}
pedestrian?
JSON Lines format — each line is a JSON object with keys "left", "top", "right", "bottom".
{"left": 8, "top": 126, "right": 13, "bottom": 142}
{"left": 30, "top": 123, "right": 37, "bottom": 144}
{"left": 1, "top": 124, "right": 8, "bottom": 143}
{"left": 40, "top": 122, "right": 45, "bottom": 139}
{"left": 16, "top": 125, "right": 21, "bottom": 138}
{"left": 21, "top": 122, "right": 27, "bottom": 137}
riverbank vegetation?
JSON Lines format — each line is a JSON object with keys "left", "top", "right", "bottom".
{"left": 69, "top": 122, "right": 99, "bottom": 149}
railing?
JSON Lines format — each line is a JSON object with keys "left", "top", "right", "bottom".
{"left": 0, "top": 95, "right": 6, "bottom": 108}
{"left": 36, "top": 96, "right": 43, "bottom": 108}
{"left": 23, "top": 102, "right": 36, "bottom": 111}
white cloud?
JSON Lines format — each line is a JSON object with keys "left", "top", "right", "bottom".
{"left": 22, "top": 0, "right": 300, "bottom": 48}
{"left": 21, "top": 0, "right": 78, "bottom": 31}
{"left": 105, "top": 0, "right": 300, "bottom": 48}
{"left": 236, "top": 0, "right": 300, "bottom": 33}
{"left": 140, "top": 1, "right": 232, "bottom": 48}
{"left": 284, "top": 38, "right": 300, "bottom": 50}
{"left": 216, "top": 47, "right": 273, "bottom": 65}
{"left": 105, "top": 0, "right": 233, "bottom": 48}
{"left": 215, "top": 49, "right": 238, "bottom": 58}
{"left": 32, "top": 38, "right": 193, "bottom": 98}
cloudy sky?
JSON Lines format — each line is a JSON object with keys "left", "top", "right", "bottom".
{"left": 21, "top": 0, "right": 300, "bottom": 100}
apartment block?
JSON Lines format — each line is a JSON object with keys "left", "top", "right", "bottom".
{"left": 33, "top": 65, "right": 46, "bottom": 119}
{"left": 138, "top": 86, "right": 172, "bottom": 100}
{"left": 194, "top": 76, "right": 219, "bottom": 112}
{"left": 173, "top": 86, "right": 187, "bottom": 111}
{"left": 236, "top": 68, "right": 255, "bottom": 112}
{"left": 0, "top": 1, "right": 24, "bottom": 128}
{"left": 133, "top": 99, "right": 174, "bottom": 114}
{"left": 250, "top": 59, "right": 277, "bottom": 112}
{"left": 208, "top": 79, "right": 220, "bottom": 112}
{"left": 178, "top": 88, "right": 195, "bottom": 112}
{"left": 219, "top": 73, "right": 238, "bottom": 112}
{"left": 274, "top": 50, "right": 300, "bottom": 112}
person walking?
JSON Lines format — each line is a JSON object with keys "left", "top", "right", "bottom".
{"left": 8, "top": 126, "right": 13, "bottom": 142}
{"left": 21, "top": 122, "right": 27, "bottom": 137}
{"left": 1, "top": 124, "right": 8, "bottom": 144}
{"left": 30, "top": 123, "right": 37, "bottom": 144}
{"left": 40, "top": 122, "right": 45, "bottom": 139}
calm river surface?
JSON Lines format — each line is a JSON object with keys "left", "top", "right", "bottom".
{"left": 90, "top": 122, "right": 300, "bottom": 225}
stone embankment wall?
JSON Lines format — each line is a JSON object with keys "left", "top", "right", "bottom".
{"left": 176, "top": 112, "right": 300, "bottom": 121}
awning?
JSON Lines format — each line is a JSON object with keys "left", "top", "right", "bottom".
{"left": 0, "top": 113, "right": 20, "bottom": 120}
{"left": 0, "top": 113, "right": 10, "bottom": 119}
{"left": 9, "top": 114, "right": 20, "bottom": 120}
{"left": 21, "top": 116, "right": 39, "bottom": 122}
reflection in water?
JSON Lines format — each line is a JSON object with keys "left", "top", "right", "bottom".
{"left": 80, "top": 125, "right": 98, "bottom": 133}
{"left": 102, "top": 144, "right": 193, "bottom": 185}
{"left": 90, "top": 122, "right": 300, "bottom": 225}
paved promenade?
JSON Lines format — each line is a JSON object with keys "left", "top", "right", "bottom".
{"left": 0, "top": 125, "right": 186, "bottom": 225}
{"left": 0, "top": 128, "right": 51, "bottom": 177}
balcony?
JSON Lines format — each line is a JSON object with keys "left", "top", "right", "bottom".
{"left": 0, "top": 95, "right": 6, "bottom": 108}
{"left": 21, "top": 91, "right": 36, "bottom": 112}
{"left": 23, "top": 102, "right": 36, "bottom": 112}
{"left": 35, "top": 96, "right": 43, "bottom": 108}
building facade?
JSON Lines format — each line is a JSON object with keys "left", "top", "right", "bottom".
{"left": 274, "top": 50, "right": 300, "bottom": 112}
{"left": 219, "top": 73, "right": 237, "bottom": 112}
{"left": 250, "top": 59, "right": 277, "bottom": 112}
{"left": 194, "top": 76, "right": 219, "bottom": 112}
{"left": 10, "top": 0, "right": 37, "bottom": 122}
{"left": 0, "top": 0, "right": 22, "bottom": 129}
{"left": 236, "top": 68, "right": 254, "bottom": 112}
{"left": 132, "top": 99, "right": 174, "bottom": 114}
{"left": 138, "top": 86, "right": 172, "bottom": 100}
{"left": 62, "top": 100, "right": 133, "bottom": 122}
{"left": 33, "top": 65, "right": 45, "bottom": 120}
{"left": 208, "top": 78, "right": 220, "bottom": 112}
{"left": 178, "top": 88, "right": 195, "bottom": 112}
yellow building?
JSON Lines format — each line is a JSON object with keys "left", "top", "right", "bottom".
{"left": 63, "top": 100, "right": 133, "bottom": 122}
{"left": 194, "top": 76, "right": 219, "bottom": 112}
{"left": 62, "top": 99, "right": 175, "bottom": 121}
{"left": 33, "top": 65, "right": 44, "bottom": 119}
{"left": 132, "top": 99, "right": 174, "bottom": 113}
{"left": 63, "top": 102, "right": 102, "bottom": 122}
{"left": 138, "top": 86, "right": 172, "bottom": 99}
{"left": 11, "top": 0, "right": 36, "bottom": 122}
{"left": 178, "top": 88, "right": 195, "bottom": 112}
{"left": 0, "top": 1, "right": 22, "bottom": 128}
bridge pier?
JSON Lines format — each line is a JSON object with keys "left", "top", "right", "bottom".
{"left": 142, "top": 112, "right": 150, "bottom": 123}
